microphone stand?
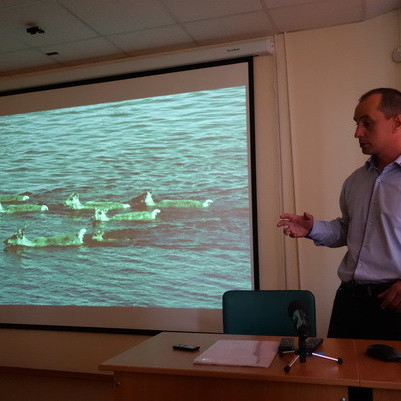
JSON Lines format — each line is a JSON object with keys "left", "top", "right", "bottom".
{"left": 283, "top": 333, "right": 343, "bottom": 373}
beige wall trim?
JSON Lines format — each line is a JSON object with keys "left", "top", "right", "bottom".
{"left": 273, "top": 33, "right": 300, "bottom": 289}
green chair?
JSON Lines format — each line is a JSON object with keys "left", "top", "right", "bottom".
{"left": 222, "top": 289, "right": 316, "bottom": 337}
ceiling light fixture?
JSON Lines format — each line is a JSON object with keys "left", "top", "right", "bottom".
{"left": 26, "top": 26, "right": 45, "bottom": 35}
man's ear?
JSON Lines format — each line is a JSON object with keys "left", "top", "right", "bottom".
{"left": 393, "top": 114, "right": 401, "bottom": 131}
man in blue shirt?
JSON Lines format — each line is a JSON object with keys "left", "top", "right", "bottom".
{"left": 277, "top": 88, "right": 401, "bottom": 340}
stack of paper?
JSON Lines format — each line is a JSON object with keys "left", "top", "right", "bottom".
{"left": 193, "top": 339, "right": 279, "bottom": 368}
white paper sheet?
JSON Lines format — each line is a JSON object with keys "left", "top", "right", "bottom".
{"left": 193, "top": 339, "right": 280, "bottom": 368}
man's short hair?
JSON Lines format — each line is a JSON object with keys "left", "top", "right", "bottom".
{"left": 359, "top": 88, "right": 401, "bottom": 119}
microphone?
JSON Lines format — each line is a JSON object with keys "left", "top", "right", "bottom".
{"left": 288, "top": 300, "right": 310, "bottom": 337}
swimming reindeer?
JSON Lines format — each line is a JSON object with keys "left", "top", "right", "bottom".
{"left": 0, "top": 194, "right": 30, "bottom": 202}
{"left": 89, "top": 228, "right": 139, "bottom": 244}
{"left": 0, "top": 202, "right": 48, "bottom": 214}
{"left": 4, "top": 228, "right": 87, "bottom": 247}
{"left": 64, "top": 193, "right": 130, "bottom": 210}
{"left": 93, "top": 208, "right": 161, "bottom": 222}
{"left": 132, "top": 190, "right": 213, "bottom": 209}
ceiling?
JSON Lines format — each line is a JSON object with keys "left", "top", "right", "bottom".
{"left": 0, "top": 0, "right": 400, "bottom": 77}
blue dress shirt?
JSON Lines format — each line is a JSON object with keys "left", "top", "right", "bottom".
{"left": 308, "top": 155, "right": 401, "bottom": 283}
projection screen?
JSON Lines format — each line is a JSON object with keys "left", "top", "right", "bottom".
{"left": 0, "top": 58, "right": 258, "bottom": 333}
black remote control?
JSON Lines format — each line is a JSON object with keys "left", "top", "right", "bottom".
{"left": 278, "top": 337, "right": 295, "bottom": 354}
{"left": 172, "top": 344, "right": 200, "bottom": 351}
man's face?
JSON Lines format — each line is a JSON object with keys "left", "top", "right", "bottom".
{"left": 353, "top": 93, "right": 397, "bottom": 156}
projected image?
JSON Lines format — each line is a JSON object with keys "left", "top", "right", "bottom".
{"left": 0, "top": 86, "right": 253, "bottom": 309}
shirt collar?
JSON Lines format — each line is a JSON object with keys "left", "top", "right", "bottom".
{"left": 366, "top": 155, "right": 401, "bottom": 170}
{"left": 395, "top": 154, "right": 401, "bottom": 167}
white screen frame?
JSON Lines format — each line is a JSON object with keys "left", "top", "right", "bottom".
{"left": 0, "top": 58, "right": 259, "bottom": 333}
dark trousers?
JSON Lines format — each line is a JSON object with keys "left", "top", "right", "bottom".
{"left": 328, "top": 282, "right": 401, "bottom": 401}
{"left": 328, "top": 281, "right": 401, "bottom": 340}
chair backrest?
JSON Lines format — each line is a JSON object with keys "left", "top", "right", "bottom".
{"left": 222, "top": 289, "right": 316, "bottom": 337}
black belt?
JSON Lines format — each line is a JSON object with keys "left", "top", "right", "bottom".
{"left": 340, "top": 281, "right": 396, "bottom": 297}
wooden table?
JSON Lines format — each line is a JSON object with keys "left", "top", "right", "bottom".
{"left": 354, "top": 339, "right": 401, "bottom": 401}
{"left": 100, "top": 332, "right": 358, "bottom": 401}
